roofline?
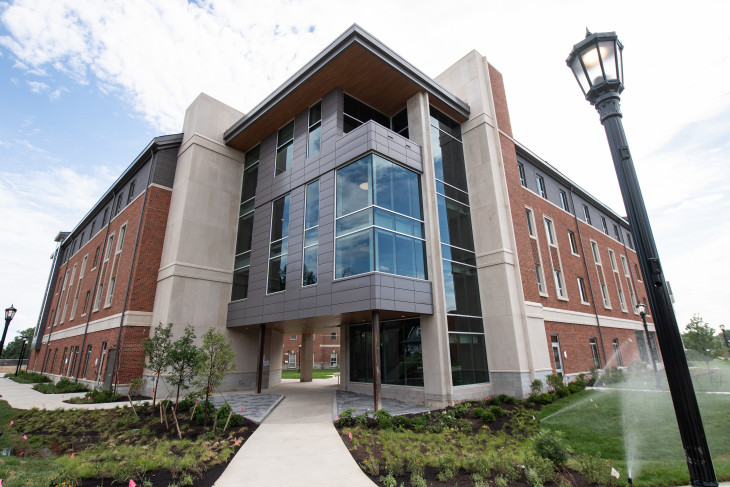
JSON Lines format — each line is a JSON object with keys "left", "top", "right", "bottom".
{"left": 513, "top": 140, "right": 630, "bottom": 228}
{"left": 224, "top": 24, "right": 470, "bottom": 144}
{"left": 58, "top": 133, "right": 183, "bottom": 245}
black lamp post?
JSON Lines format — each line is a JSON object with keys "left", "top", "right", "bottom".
{"left": 0, "top": 305, "right": 17, "bottom": 360}
{"left": 15, "top": 338, "right": 27, "bottom": 376}
{"left": 567, "top": 31, "right": 718, "bottom": 486}
{"left": 720, "top": 325, "right": 729, "bottom": 351}
{"left": 637, "top": 303, "right": 661, "bottom": 388}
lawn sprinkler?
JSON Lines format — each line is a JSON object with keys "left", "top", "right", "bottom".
{"left": 628, "top": 477, "right": 633, "bottom": 485}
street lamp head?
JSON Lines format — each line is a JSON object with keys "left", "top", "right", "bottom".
{"left": 567, "top": 30, "right": 624, "bottom": 105}
{"left": 636, "top": 303, "right": 646, "bottom": 316}
{"left": 5, "top": 305, "right": 16, "bottom": 322}
{"left": 721, "top": 324, "right": 725, "bottom": 331}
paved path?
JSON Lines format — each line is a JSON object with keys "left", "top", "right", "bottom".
{"left": 336, "top": 390, "right": 434, "bottom": 417}
{"left": 0, "top": 377, "right": 145, "bottom": 410}
{"left": 214, "top": 378, "right": 375, "bottom": 487}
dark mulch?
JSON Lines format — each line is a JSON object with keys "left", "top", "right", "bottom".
{"left": 78, "top": 461, "right": 231, "bottom": 487}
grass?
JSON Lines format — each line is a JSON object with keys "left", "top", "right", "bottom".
{"left": 281, "top": 368, "right": 339, "bottom": 379}
{"left": 0, "top": 398, "right": 252, "bottom": 486}
{"left": 539, "top": 387, "right": 730, "bottom": 486}
{"left": 32, "top": 377, "right": 89, "bottom": 394}
{"left": 4, "top": 370, "right": 52, "bottom": 384}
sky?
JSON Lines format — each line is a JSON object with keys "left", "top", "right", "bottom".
{"left": 0, "top": 0, "right": 728, "bottom": 343}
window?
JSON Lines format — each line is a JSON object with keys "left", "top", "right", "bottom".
{"left": 268, "top": 194, "right": 290, "bottom": 293}
{"left": 115, "top": 194, "right": 123, "bottom": 215}
{"left": 635, "top": 263, "right": 641, "bottom": 281}
{"left": 232, "top": 146, "right": 259, "bottom": 301}
{"left": 518, "top": 163, "right": 526, "bottom": 187}
{"left": 391, "top": 108, "right": 408, "bottom": 138}
{"left": 601, "top": 216, "right": 609, "bottom": 234}
{"left": 82, "top": 345, "right": 92, "bottom": 378}
{"left": 559, "top": 190, "right": 570, "bottom": 212}
{"left": 331, "top": 332, "right": 337, "bottom": 341}
{"left": 589, "top": 337, "right": 601, "bottom": 369}
{"left": 612, "top": 338, "right": 623, "bottom": 367}
{"left": 608, "top": 249, "right": 617, "bottom": 271}
{"left": 525, "top": 208, "right": 535, "bottom": 236}
{"left": 303, "top": 181, "right": 319, "bottom": 286}
{"left": 127, "top": 180, "right": 136, "bottom": 204}
{"left": 90, "top": 220, "right": 96, "bottom": 237}
{"left": 591, "top": 241, "right": 600, "bottom": 264}
{"left": 307, "top": 102, "right": 321, "bottom": 157}
{"left": 117, "top": 224, "right": 126, "bottom": 253}
{"left": 568, "top": 230, "right": 578, "bottom": 254}
{"left": 335, "top": 154, "right": 426, "bottom": 280}
{"left": 553, "top": 269, "right": 565, "bottom": 297}
{"left": 600, "top": 282, "right": 610, "bottom": 307}
{"left": 618, "top": 288, "right": 627, "bottom": 311}
{"left": 330, "top": 351, "right": 338, "bottom": 367}
{"left": 94, "top": 283, "right": 104, "bottom": 311}
{"left": 613, "top": 224, "right": 620, "bottom": 241}
{"left": 343, "top": 94, "right": 389, "bottom": 133}
{"left": 104, "top": 234, "right": 115, "bottom": 261}
{"left": 577, "top": 277, "right": 589, "bottom": 303}
{"left": 70, "top": 254, "right": 88, "bottom": 320}
{"left": 551, "top": 335, "right": 563, "bottom": 374}
{"left": 535, "top": 264, "right": 544, "bottom": 294}
{"left": 82, "top": 290, "right": 91, "bottom": 315}
{"left": 544, "top": 217, "right": 556, "bottom": 246}
{"left": 102, "top": 207, "right": 109, "bottom": 226}
{"left": 289, "top": 335, "right": 297, "bottom": 340}
{"left": 92, "top": 246, "right": 100, "bottom": 269}
{"left": 275, "top": 121, "right": 294, "bottom": 175}
{"left": 635, "top": 330, "right": 649, "bottom": 363}
{"left": 582, "top": 204, "right": 591, "bottom": 224}
{"left": 105, "top": 276, "right": 116, "bottom": 307}
{"left": 536, "top": 174, "right": 547, "bottom": 198}
{"left": 626, "top": 233, "right": 634, "bottom": 249}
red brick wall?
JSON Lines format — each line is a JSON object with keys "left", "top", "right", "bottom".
{"left": 283, "top": 333, "right": 341, "bottom": 367}
{"left": 487, "top": 63, "right": 513, "bottom": 138}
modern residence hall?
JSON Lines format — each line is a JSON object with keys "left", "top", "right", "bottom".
{"left": 28, "top": 25, "right": 660, "bottom": 406}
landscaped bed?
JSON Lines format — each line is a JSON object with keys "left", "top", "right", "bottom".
{"left": 0, "top": 398, "right": 255, "bottom": 486}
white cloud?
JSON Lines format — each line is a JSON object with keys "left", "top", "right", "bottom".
{"left": 26, "top": 79, "right": 48, "bottom": 93}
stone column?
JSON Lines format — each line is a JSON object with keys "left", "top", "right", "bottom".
{"left": 300, "top": 333, "right": 313, "bottom": 382}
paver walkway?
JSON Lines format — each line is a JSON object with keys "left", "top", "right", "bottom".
{"left": 214, "top": 378, "right": 375, "bottom": 487}
{"left": 336, "top": 390, "right": 434, "bottom": 417}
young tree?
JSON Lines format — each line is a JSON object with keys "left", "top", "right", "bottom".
{"left": 2, "top": 328, "right": 34, "bottom": 359}
{"left": 142, "top": 322, "right": 173, "bottom": 406}
{"left": 683, "top": 315, "right": 724, "bottom": 363}
{"left": 191, "top": 328, "right": 235, "bottom": 428}
{"left": 168, "top": 325, "right": 199, "bottom": 410}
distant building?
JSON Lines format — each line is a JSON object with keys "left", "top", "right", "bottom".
{"left": 29, "top": 25, "right": 659, "bottom": 404}
{"left": 283, "top": 333, "right": 340, "bottom": 370}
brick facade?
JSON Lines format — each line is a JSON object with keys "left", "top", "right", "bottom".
{"left": 283, "top": 333, "right": 341, "bottom": 369}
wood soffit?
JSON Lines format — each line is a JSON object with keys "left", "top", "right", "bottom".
{"left": 225, "top": 29, "right": 469, "bottom": 153}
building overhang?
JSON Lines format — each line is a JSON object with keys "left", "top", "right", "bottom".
{"left": 224, "top": 24, "right": 470, "bottom": 153}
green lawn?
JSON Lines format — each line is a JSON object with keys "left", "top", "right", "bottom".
{"left": 539, "top": 388, "right": 730, "bottom": 486}
{"left": 281, "top": 368, "right": 339, "bottom": 379}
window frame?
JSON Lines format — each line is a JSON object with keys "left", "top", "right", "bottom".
{"left": 536, "top": 174, "right": 547, "bottom": 199}
{"left": 577, "top": 277, "right": 589, "bottom": 304}
{"left": 275, "top": 120, "right": 295, "bottom": 176}
{"left": 307, "top": 101, "right": 322, "bottom": 158}
{"left": 582, "top": 204, "right": 592, "bottom": 224}
{"left": 302, "top": 180, "right": 320, "bottom": 287}
{"left": 601, "top": 216, "right": 609, "bottom": 235}
{"left": 543, "top": 216, "right": 556, "bottom": 246}
{"left": 568, "top": 230, "right": 579, "bottom": 255}
{"left": 518, "top": 163, "right": 526, "bottom": 187}
{"left": 525, "top": 207, "right": 535, "bottom": 237}
{"left": 559, "top": 190, "right": 570, "bottom": 212}
{"left": 267, "top": 193, "right": 291, "bottom": 294}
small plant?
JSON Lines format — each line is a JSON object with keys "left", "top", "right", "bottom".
{"left": 567, "top": 381, "right": 583, "bottom": 394}
{"left": 373, "top": 408, "right": 393, "bottom": 430}
{"left": 337, "top": 408, "right": 355, "bottom": 427}
{"left": 436, "top": 453, "right": 460, "bottom": 481}
{"left": 405, "top": 452, "right": 425, "bottom": 476}
{"left": 489, "top": 405, "right": 506, "bottom": 418}
{"left": 555, "top": 385, "right": 570, "bottom": 397}
{"left": 546, "top": 373, "right": 564, "bottom": 392}
{"left": 67, "top": 387, "right": 122, "bottom": 403}
{"left": 488, "top": 396, "right": 501, "bottom": 406}
{"left": 6, "top": 370, "right": 51, "bottom": 384}
{"left": 178, "top": 472, "right": 194, "bottom": 486}
{"left": 498, "top": 393, "right": 516, "bottom": 404}
{"left": 392, "top": 414, "right": 409, "bottom": 430}
{"left": 492, "top": 452, "right": 520, "bottom": 482}
{"left": 595, "top": 366, "right": 625, "bottom": 386}
{"left": 531, "top": 378, "right": 544, "bottom": 394}
{"left": 524, "top": 452, "right": 556, "bottom": 486}
{"left": 494, "top": 477, "right": 508, "bottom": 487}
{"left": 456, "top": 418, "right": 472, "bottom": 433}
{"left": 575, "top": 454, "right": 616, "bottom": 484}
{"left": 383, "top": 455, "right": 404, "bottom": 477}
{"left": 472, "top": 407, "right": 495, "bottom": 422}
{"left": 33, "top": 377, "right": 90, "bottom": 394}
{"left": 355, "top": 412, "right": 369, "bottom": 428}
{"left": 361, "top": 454, "right": 380, "bottom": 476}
{"left": 464, "top": 455, "right": 491, "bottom": 477}
{"left": 410, "top": 473, "right": 427, "bottom": 487}
{"left": 534, "top": 430, "right": 570, "bottom": 465}
{"left": 452, "top": 403, "right": 468, "bottom": 418}
{"left": 588, "top": 367, "right": 599, "bottom": 386}
{"left": 379, "top": 473, "right": 397, "bottom": 487}
{"left": 410, "top": 414, "right": 426, "bottom": 432}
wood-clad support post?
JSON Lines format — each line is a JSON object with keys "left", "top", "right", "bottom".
{"left": 255, "top": 324, "right": 265, "bottom": 394}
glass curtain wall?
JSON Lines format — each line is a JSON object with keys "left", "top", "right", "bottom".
{"left": 349, "top": 318, "right": 423, "bottom": 386}
{"left": 268, "top": 194, "right": 290, "bottom": 293}
{"left": 430, "top": 107, "right": 489, "bottom": 385}
{"left": 303, "top": 180, "right": 319, "bottom": 286}
{"left": 232, "top": 147, "right": 259, "bottom": 301}
{"left": 335, "top": 154, "right": 426, "bottom": 280}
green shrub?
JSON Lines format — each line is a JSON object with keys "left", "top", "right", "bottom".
{"left": 336, "top": 408, "right": 355, "bottom": 427}
{"left": 472, "top": 407, "right": 495, "bottom": 422}
{"left": 546, "top": 373, "right": 564, "bottom": 392}
{"left": 464, "top": 455, "right": 491, "bottom": 477}
{"left": 534, "top": 430, "right": 570, "bottom": 465}
{"left": 494, "top": 476, "right": 508, "bottom": 487}
{"left": 404, "top": 451, "right": 425, "bottom": 476}
{"left": 489, "top": 405, "right": 507, "bottom": 418}
{"left": 488, "top": 396, "right": 501, "bottom": 406}
{"left": 530, "top": 378, "right": 544, "bottom": 395}
{"left": 33, "top": 377, "right": 89, "bottom": 394}
{"left": 595, "top": 366, "right": 625, "bottom": 386}
{"left": 361, "top": 454, "right": 380, "bottom": 476}
{"left": 383, "top": 455, "right": 404, "bottom": 477}
{"left": 177, "top": 397, "right": 195, "bottom": 412}
{"left": 567, "top": 381, "right": 583, "bottom": 394}
{"left": 555, "top": 386, "right": 570, "bottom": 397}
{"left": 456, "top": 418, "right": 472, "bottom": 433}
{"left": 378, "top": 473, "right": 397, "bottom": 487}
{"left": 373, "top": 409, "right": 393, "bottom": 430}
{"left": 68, "top": 388, "right": 123, "bottom": 403}
{"left": 452, "top": 403, "right": 468, "bottom": 418}
{"left": 410, "top": 473, "right": 427, "bottom": 487}
{"left": 392, "top": 414, "right": 409, "bottom": 430}
{"left": 536, "top": 392, "right": 557, "bottom": 405}
{"left": 355, "top": 413, "right": 369, "bottom": 428}
{"left": 588, "top": 367, "right": 599, "bottom": 386}
{"left": 6, "top": 370, "right": 51, "bottom": 383}
{"left": 436, "top": 454, "right": 460, "bottom": 481}
{"left": 410, "top": 414, "right": 427, "bottom": 432}
{"left": 498, "top": 394, "right": 516, "bottom": 404}
{"left": 491, "top": 452, "right": 520, "bottom": 482}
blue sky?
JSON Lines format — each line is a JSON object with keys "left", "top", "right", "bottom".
{"left": 1, "top": 0, "right": 729, "bottom": 342}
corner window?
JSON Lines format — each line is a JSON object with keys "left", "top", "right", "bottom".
{"left": 518, "top": 163, "right": 526, "bottom": 187}
{"left": 308, "top": 102, "right": 322, "bottom": 157}
{"left": 559, "top": 190, "right": 570, "bottom": 212}
{"left": 582, "top": 204, "right": 591, "bottom": 224}
{"left": 267, "top": 194, "right": 290, "bottom": 293}
{"left": 275, "top": 121, "right": 294, "bottom": 176}
{"left": 343, "top": 94, "right": 389, "bottom": 133}
{"left": 303, "top": 180, "right": 319, "bottom": 286}
{"left": 536, "top": 175, "right": 547, "bottom": 198}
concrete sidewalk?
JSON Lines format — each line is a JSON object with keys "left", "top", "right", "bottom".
{"left": 0, "top": 377, "right": 145, "bottom": 410}
{"left": 214, "top": 378, "right": 375, "bottom": 487}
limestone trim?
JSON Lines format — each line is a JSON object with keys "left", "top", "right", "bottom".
{"left": 178, "top": 133, "right": 245, "bottom": 162}
{"left": 148, "top": 183, "right": 173, "bottom": 192}
{"left": 524, "top": 301, "right": 653, "bottom": 331}
{"left": 41, "top": 311, "right": 152, "bottom": 342}
{"left": 157, "top": 261, "right": 233, "bottom": 284}
{"left": 476, "top": 247, "right": 516, "bottom": 268}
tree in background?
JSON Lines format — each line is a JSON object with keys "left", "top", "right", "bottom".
{"left": 683, "top": 315, "right": 724, "bottom": 363}
{"left": 2, "top": 328, "right": 34, "bottom": 359}
{"left": 168, "top": 325, "right": 198, "bottom": 410}
{"left": 191, "top": 328, "right": 235, "bottom": 428}
{"left": 142, "top": 322, "right": 173, "bottom": 406}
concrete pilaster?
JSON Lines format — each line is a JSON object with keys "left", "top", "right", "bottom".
{"left": 300, "top": 333, "right": 313, "bottom": 382}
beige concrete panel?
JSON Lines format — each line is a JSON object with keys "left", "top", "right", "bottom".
{"left": 182, "top": 93, "right": 244, "bottom": 146}
{"left": 229, "top": 326, "right": 262, "bottom": 373}
{"left": 407, "top": 92, "right": 453, "bottom": 407}
{"left": 267, "top": 329, "right": 283, "bottom": 388}
{"left": 300, "top": 333, "right": 314, "bottom": 382}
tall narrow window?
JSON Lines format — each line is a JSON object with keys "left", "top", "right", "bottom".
{"left": 526, "top": 208, "right": 535, "bottom": 236}
{"left": 626, "top": 233, "right": 634, "bottom": 249}
{"left": 82, "top": 290, "right": 91, "bottom": 315}
{"left": 536, "top": 174, "right": 547, "bottom": 198}
{"left": 608, "top": 249, "right": 617, "bottom": 271}
{"left": 518, "top": 163, "right": 526, "bottom": 187}
{"left": 535, "top": 264, "right": 544, "bottom": 294}
{"left": 601, "top": 216, "right": 609, "bottom": 234}
{"left": 275, "top": 121, "right": 294, "bottom": 175}
{"left": 553, "top": 269, "right": 565, "bottom": 297}
{"left": 82, "top": 345, "right": 93, "bottom": 378}
{"left": 544, "top": 217, "right": 556, "bottom": 246}
{"left": 268, "top": 194, "right": 290, "bottom": 293}
{"left": 559, "top": 190, "right": 570, "bottom": 211}
{"left": 127, "top": 180, "right": 136, "bottom": 204}
{"left": 551, "top": 335, "right": 563, "bottom": 374}
{"left": 303, "top": 180, "right": 319, "bottom": 286}
{"left": 613, "top": 224, "right": 620, "bottom": 241}
{"left": 308, "top": 102, "right": 322, "bottom": 157}
{"left": 589, "top": 337, "right": 601, "bottom": 368}
{"left": 92, "top": 246, "right": 100, "bottom": 269}
{"left": 591, "top": 241, "right": 600, "bottom": 264}
{"left": 578, "top": 277, "right": 589, "bottom": 303}
{"left": 600, "top": 283, "right": 610, "bottom": 307}
{"left": 583, "top": 204, "right": 591, "bottom": 224}
{"left": 232, "top": 147, "right": 259, "bottom": 301}
{"left": 115, "top": 194, "right": 123, "bottom": 215}
{"left": 117, "top": 224, "right": 127, "bottom": 253}
{"left": 612, "top": 338, "right": 623, "bottom": 367}
{"left": 568, "top": 230, "right": 578, "bottom": 254}
{"left": 90, "top": 220, "right": 96, "bottom": 237}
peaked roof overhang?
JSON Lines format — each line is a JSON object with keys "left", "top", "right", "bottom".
{"left": 224, "top": 24, "right": 470, "bottom": 152}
